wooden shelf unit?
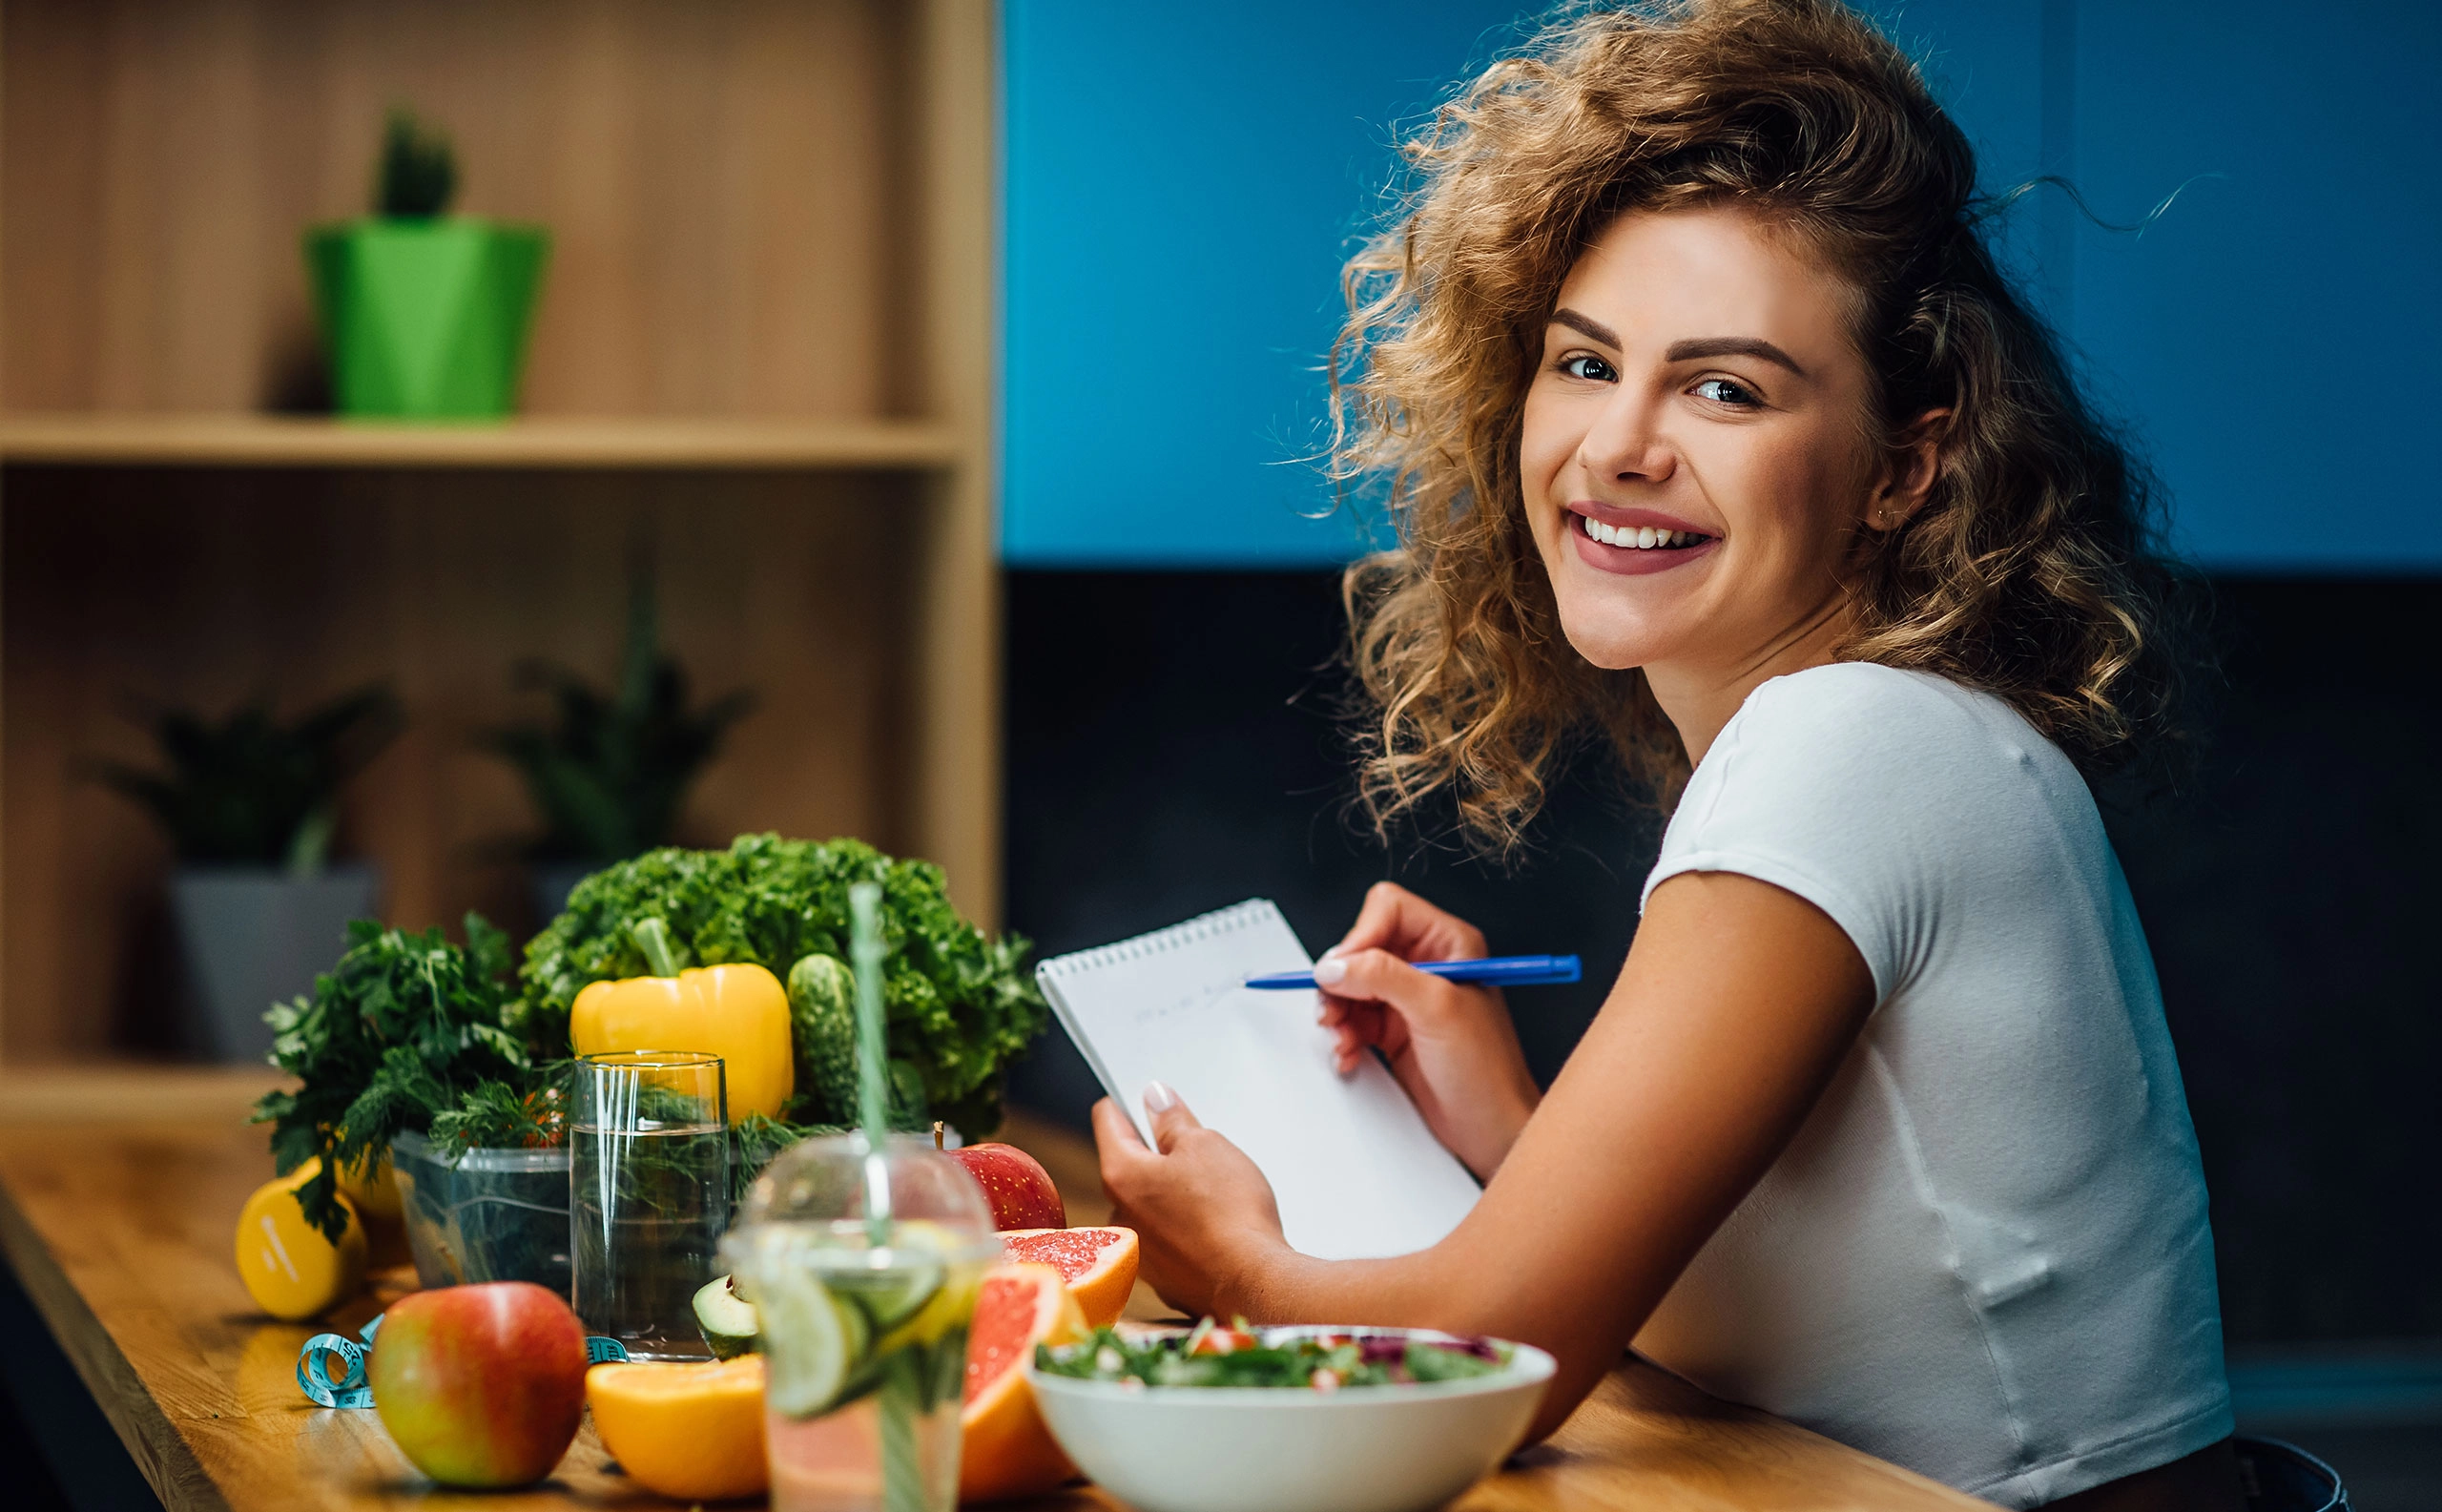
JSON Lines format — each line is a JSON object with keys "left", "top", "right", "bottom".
{"left": 0, "top": 0, "right": 1004, "bottom": 1067}
{"left": 0, "top": 412, "right": 965, "bottom": 470}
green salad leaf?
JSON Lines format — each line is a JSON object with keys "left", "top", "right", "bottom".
{"left": 516, "top": 835, "right": 1046, "bottom": 1136}
{"left": 1036, "top": 1324, "right": 1507, "bottom": 1389}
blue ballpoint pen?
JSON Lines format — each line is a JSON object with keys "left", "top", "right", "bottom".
{"left": 1244, "top": 954, "right": 1582, "bottom": 990}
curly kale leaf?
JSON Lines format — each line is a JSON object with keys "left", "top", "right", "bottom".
{"left": 516, "top": 835, "right": 1046, "bottom": 1134}
{"left": 252, "top": 914, "right": 530, "bottom": 1240}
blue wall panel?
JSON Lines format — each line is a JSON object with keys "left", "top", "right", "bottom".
{"left": 2069, "top": 4, "right": 2442, "bottom": 569}
{"left": 1003, "top": 2, "right": 2442, "bottom": 570}
{"left": 1002, "top": 2, "right": 1524, "bottom": 566}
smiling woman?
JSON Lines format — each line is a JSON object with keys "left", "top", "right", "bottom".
{"left": 1090, "top": 4, "right": 2245, "bottom": 1512}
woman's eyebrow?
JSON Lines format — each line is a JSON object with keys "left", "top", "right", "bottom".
{"left": 1665, "top": 336, "right": 1808, "bottom": 378}
{"left": 1550, "top": 307, "right": 1621, "bottom": 348}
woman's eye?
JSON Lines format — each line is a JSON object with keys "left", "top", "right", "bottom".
{"left": 1558, "top": 353, "right": 1617, "bottom": 383}
{"left": 1691, "top": 377, "right": 1760, "bottom": 407}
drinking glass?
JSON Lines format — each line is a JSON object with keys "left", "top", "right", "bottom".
{"left": 727, "top": 1132, "right": 1001, "bottom": 1512}
{"left": 571, "top": 1050, "right": 731, "bottom": 1359}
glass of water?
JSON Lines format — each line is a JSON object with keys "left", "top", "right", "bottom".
{"left": 571, "top": 1050, "right": 731, "bottom": 1358}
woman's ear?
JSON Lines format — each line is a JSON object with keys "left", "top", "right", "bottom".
{"left": 1864, "top": 407, "right": 1953, "bottom": 531}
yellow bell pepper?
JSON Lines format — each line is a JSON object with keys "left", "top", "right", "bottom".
{"left": 569, "top": 919, "right": 795, "bottom": 1123}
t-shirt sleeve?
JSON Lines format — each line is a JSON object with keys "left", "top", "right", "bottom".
{"left": 1641, "top": 665, "right": 1983, "bottom": 1003}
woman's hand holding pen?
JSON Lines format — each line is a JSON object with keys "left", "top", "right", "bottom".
{"left": 1316, "top": 881, "right": 1543, "bottom": 1179}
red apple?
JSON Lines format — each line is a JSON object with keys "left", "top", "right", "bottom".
{"left": 368, "top": 1281, "right": 589, "bottom": 1487}
{"left": 948, "top": 1142, "right": 1066, "bottom": 1230}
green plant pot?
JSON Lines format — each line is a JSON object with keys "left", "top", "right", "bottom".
{"left": 304, "top": 217, "right": 549, "bottom": 419}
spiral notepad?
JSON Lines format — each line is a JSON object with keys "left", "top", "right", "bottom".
{"left": 1036, "top": 900, "right": 1482, "bottom": 1261}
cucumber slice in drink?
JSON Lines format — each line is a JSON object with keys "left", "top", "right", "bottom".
{"left": 827, "top": 1259, "right": 944, "bottom": 1332}
{"left": 757, "top": 1268, "right": 872, "bottom": 1418}
{"left": 693, "top": 1274, "right": 761, "bottom": 1359}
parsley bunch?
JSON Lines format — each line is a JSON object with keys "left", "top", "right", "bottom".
{"left": 252, "top": 915, "right": 534, "bottom": 1240}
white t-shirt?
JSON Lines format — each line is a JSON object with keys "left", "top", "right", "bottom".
{"left": 1633, "top": 662, "right": 2230, "bottom": 1508}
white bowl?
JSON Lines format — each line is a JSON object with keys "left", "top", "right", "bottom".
{"left": 1027, "top": 1326, "right": 1555, "bottom": 1512}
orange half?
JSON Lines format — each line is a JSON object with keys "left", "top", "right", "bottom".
{"left": 588, "top": 1355, "right": 769, "bottom": 1502}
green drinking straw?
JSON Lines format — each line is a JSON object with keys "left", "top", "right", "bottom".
{"left": 850, "top": 882, "right": 924, "bottom": 1511}
{"left": 848, "top": 880, "right": 892, "bottom": 1238}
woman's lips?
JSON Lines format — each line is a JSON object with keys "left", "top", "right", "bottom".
{"left": 1564, "top": 508, "right": 1719, "bottom": 577}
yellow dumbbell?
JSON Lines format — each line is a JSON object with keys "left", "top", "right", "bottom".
{"left": 234, "top": 1159, "right": 367, "bottom": 1321}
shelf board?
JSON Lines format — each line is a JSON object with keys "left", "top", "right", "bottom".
{"left": 0, "top": 412, "right": 964, "bottom": 470}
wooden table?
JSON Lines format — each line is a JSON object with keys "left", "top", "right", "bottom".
{"left": 0, "top": 1069, "right": 1989, "bottom": 1512}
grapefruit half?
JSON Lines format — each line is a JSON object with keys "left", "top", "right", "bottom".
{"left": 998, "top": 1226, "right": 1140, "bottom": 1328}
{"left": 959, "top": 1261, "right": 1087, "bottom": 1503}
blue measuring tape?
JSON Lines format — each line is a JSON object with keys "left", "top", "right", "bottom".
{"left": 297, "top": 1314, "right": 631, "bottom": 1409}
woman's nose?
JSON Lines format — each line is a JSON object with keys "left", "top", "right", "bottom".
{"left": 1577, "top": 390, "right": 1676, "bottom": 487}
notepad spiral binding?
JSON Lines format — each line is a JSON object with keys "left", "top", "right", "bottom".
{"left": 1036, "top": 898, "right": 1278, "bottom": 978}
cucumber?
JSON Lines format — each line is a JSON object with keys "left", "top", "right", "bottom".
{"left": 826, "top": 1259, "right": 943, "bottom": 1332}
{"left": 693, "top": 1274, "right": 761, "bottom": 1359}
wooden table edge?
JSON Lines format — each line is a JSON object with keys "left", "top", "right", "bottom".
{"left": 0, "top": 1162, "right": 232, "bottom": 1512}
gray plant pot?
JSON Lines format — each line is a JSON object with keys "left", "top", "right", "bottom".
{"left": 169, "top": 864, "right": 382, "bottom": 1064}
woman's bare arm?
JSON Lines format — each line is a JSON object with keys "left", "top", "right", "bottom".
{"left": 1096, "top": 869, "right": 1876, "bottom": 1440}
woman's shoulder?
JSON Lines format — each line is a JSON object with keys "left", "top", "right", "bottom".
{"left": 1656, "top": 665, "right": 2103, "bottom": 994}
{"left": 1684, "top": 661, "right": 2081, "bottom": 838}
{"left": 1739, "top": 660, "right": 2010, "bottom": 738}
{"left": 1721, "top": 662, "right": 2061, "bottom": 779}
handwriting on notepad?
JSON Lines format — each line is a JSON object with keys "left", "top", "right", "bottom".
{"left": 1126, "top": 970, "right": 1259, "bottom": 1027}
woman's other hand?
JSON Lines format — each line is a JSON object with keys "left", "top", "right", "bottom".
{"left": 1316, "top": 881, "right": 1542, "bottom": 1177}
{"left": 1094, "top": 1086, "right": 1290, "bottom": 1318}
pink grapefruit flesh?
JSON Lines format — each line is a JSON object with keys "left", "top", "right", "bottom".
{"left": 998, "top": 1226, "right": 1140, "bottom": 1328}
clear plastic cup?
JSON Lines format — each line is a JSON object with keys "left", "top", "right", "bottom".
{"left": 726, "top": 1132, "right": 1000, "bottom": 1512}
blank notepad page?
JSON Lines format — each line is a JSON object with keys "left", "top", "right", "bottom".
{"left": 1035, "top": 900, "right": 1481, "bottom": 1261}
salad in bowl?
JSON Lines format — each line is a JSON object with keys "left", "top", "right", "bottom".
{"left": 1028, "top": 1320, "right": 1554, "bottom": 1512}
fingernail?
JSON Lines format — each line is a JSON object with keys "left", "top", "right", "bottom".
{"left": 1322, "top": 944, "right": 1349, "bottom": 959}
{"left": 1312, "top": 958, "right": 1348, "bottom": 986}
{"left": 1143, "top": 1080, "right": 1179, "bottom": 1113}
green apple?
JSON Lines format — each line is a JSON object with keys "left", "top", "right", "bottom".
{"left": 367, "top": 1281, "right": 589, "bottom": 1487}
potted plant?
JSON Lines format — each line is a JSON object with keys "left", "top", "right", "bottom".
{"left": 481, "top": 573, "right": 755, "bottom": 923}
{"left": 88, "top": 685, "right": 403, "bottom": 1062}
{"left": 305, "top": 109, "right": 549, "bottom": 419}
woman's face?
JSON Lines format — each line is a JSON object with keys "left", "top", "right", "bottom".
{"left": 1521, "top": 205, "right": 1889, "bottom": 678}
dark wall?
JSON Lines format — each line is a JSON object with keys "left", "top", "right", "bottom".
{"left": 1002, "top": 570, "right": 1653, "bottom": 1107}
{"left": 1002, "top": 570, "right": 2442, "bottom": 1348}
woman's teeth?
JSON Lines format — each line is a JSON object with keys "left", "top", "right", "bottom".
{"left": 1581, "top": 515, "right": 1703, "bottom": 549}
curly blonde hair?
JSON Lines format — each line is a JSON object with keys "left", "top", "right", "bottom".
{"left": 1337, "top": 0, "right": 2197, "bottom": 853}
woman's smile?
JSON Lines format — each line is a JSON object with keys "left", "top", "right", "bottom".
{"left": 1565, "top": 504, "right": 1722, "bottom": 576}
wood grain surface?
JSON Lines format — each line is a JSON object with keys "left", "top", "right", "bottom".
{"left": 0, "top": 0, "right": 1007, "bottom": 1067}
{"left": 1, "top": 0, "right": 916, "bottom": 421}
{"left": 0, "top": 414, "right": 962, "bottom": 469}
{"left": 0, "top": 1070, "right": 1990, "bottom": 1512}
{"left": 1, "top": 466, "right": 926, "bottom": 1063}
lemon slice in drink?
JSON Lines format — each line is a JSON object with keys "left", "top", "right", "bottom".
{"left": 876, "top": 1266, "right": 979, "bottom": 1356}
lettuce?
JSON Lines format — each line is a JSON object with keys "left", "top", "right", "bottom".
{"left": 515, "top": 835, "right": 1045, "bottom": 1137}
